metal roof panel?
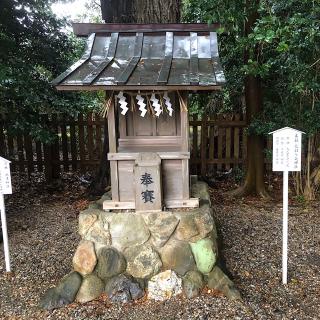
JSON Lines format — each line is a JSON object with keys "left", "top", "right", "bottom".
{"left": 52, "top": 26, "right": 226, "bottom": 91}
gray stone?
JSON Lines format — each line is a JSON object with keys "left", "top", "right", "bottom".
{"left": 135, "top": 278, "right": 147, "bottom": 290}
{"left": 88, "top": 202, "right": 100, "bottom": 210}
{"left": 144, "top": 212, "right": 179, "bottom": 248}
{"left": 40, "top": 272, "right": 82, "bottom": 310}
{"left": 96, "top": 192, "right": 112, "bottom": 209}
{"left": 159, "top": 240, "right": 196, "bottom": 276}
{"left": 72, "top": 240, "right": 97, "bottom": 276}
{"left": 129, "top": 281, "right": 144, "bottom": 300}
{"left": 105, "top": 274, "right": 144, "bottom": 303}
{"left": 175, "top": 205, "right": 215, "bottom": 243}
{"left": 56, "top": 272, "right": 82, "bottom": 303}
{"left": 76, "top": 274, "right": 104, "bottom": 303}
{"left": 182, "top": 270, "right": 204, "bottom": 298}
{"left": 110, "top": 213, "right": 150, "bottom": 250}
{"left": 174, "top": 214, "right": 199, "bottom": 241}
{"left": 148, "top": 270, "right": 182, "bottom": 301}
{"left": 191, "top": 205, "right": 215, "bottom": 242}
{"left": 84, "top": 217, "right": 111, "bottom": 247}
{"left": 78, "top": 209, "right": 98, "bottom": 237}
{"left": 191, "top": 181, "right": 211, "bottom": 205}
{"left": 207, "top": 266, "right": 241, "bottom": 300}
{"left": 190, "top": 175, "right": 198, "bottom": 185}
{"left": 125, "top": 244, "right": 162, "bottom": 279}
{"left": 39, "top": 288, "right": 63, "bottom": 310}
{"left": 96, "top": 247, "right": 126, "bottom": 280}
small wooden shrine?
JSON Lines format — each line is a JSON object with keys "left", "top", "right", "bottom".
{"left": 53, "top": 23, "right": 225, "bottom": 211}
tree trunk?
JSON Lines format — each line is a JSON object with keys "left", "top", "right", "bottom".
{"left": 88, "top": 113, "right": 110, "bottom": 195}
{"left": 91, "top": 0, "right": 181, "bottom": 195}
{"left": 100, "top": 0, "right": 135, "bottom": 22}
{"left": 101, "top": 0, "right": 181, "bottom": 23}
{"left": 133, "top": 0, "right": 181, "bottom": 23}
{"left": 231, "top": 0, "right": 269, "bottom": 198}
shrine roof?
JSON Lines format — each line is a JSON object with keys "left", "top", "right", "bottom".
{"left": 53, "top": 23, "right": 226, "bottom": 91}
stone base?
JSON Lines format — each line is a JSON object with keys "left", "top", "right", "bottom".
{"left": 40, "top": 179, "right": 240, "bottom": 310}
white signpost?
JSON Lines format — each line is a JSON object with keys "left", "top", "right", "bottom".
{"left": 0, "top": 156, "right": 12, "bottom": 272}
{"left": 269, "top": 127, "right": 304, "bottom": 284}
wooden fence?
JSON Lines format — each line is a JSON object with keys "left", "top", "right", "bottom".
{"left": 0, "top": 113, "right": 252, "bottom": 179}
{"left": 0, "top": 113, "right": 107, "bottom": 181}
{"left": 189, "top": 114, "right": 249, "bottom": 175}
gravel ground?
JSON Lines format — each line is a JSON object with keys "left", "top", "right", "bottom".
{"left": 0, "top": 173, "right": 319, "bottom": 319}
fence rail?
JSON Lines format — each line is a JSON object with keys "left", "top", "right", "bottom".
{"left": 0, "top": 113, "right": 252, "bottom": 179}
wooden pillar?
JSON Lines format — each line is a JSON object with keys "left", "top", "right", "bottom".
{"left": 201, "top": 113, "right": 207, "bottom": 176}
{"left": 180, "top": 92, "right": 190, "bottom": 199}
{"left": 108, "top": 94, "right": 119, "bottom": 201}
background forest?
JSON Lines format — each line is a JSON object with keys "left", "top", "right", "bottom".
{"left": 0, "top": 0, "right": 319, "bottom": 199}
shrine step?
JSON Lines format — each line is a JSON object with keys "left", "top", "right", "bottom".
{"left": 103, "top": 198, "right": 199, "bottom": 211}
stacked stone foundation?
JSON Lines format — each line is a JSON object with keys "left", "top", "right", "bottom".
{"left": 40, "top": 179, "right": 240, "bottom": 310}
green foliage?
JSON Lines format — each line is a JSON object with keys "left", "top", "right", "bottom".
{"left": 294, "top": 194, "right": 306, "bottom": 206}
{"left": 183, "top": 0, "right": 320, "bottom": 136}
{"left": 75, "top": 0, "right": 103, "bottom": 23}
{"left": 0, "top": 0, "right": 102, "bottom": 142}
{"left": 232, "top": 166, "right": 245, "bottom": 184}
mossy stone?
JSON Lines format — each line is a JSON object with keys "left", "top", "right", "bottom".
{"left": 190, "top": 238, "right": 216, "bottom": 274}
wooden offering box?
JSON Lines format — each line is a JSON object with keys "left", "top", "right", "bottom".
{"left": 105, "top": 92, "right": 197, "bottom": 210}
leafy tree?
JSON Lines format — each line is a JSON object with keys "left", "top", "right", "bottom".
{"left": 0, "top": 0, "right": 99, "bottom": 143}
{"left": 183, "top": 0, "right": 320, "bottom": 198}
{"left": 73, "top": 0, "right": 102, "bottom": 23}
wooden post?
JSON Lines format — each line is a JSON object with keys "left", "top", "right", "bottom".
{"left": 35, "top": 141, "right": 43, "bottom": 172}
{"left": 180, "top": 92, "right": 190, "bottom": 199}
{"left": 95, "top": 113, "right": 103, "bottom": 156}
{"left": 51, "top": 114, "right": 60, "bottom": 179}
{"left": 0, "top": 194, "right": 11, "bottom": 272}
{"left": 0, "top": 115, "right": 5, "bottom": 157}
{"left": 78, "top": 114, "right": 86, "bottom": 172}
{"left": 108, "top": 94, "right": 119, "bottom": 201}
{"left": 24, "top": 134, "right": 34, "bottom": 175}
{"left": 42, "top": 115, "right": 52, "bottom": 182}
{"left": 208, "top": 115, "right": 215, "bottom": 172}
{"left": 217, "top": 114, "right": 223, "bottom": 171}
{"left": 225, "top": 119, "right": 231, "bottom": 170}
{"left": 234, "top": 114, "right": 240, "bottom": 166}
{"left": 87, "top": 112, "right": 94, "bottom": 164}
{"left": 60, "top": 114, "right": 69, "bottom": 171}
{"left": 242, "top": 114, "right": 248, "bottom": 169}
{"left": 70, "top": 116, "right": 77, "bottom": 170}
{"left": 191, "top": 114, "right": 198, "bottom": 174}
{"left": 7, "top": 133, "right": 14, "bottom": 170}
{"left": 200, "top": 113, "right": 207, "bottom": 177}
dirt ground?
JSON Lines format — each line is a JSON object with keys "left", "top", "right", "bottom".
{"left": 0, "top": 172, "right": 319, "bottom": 320}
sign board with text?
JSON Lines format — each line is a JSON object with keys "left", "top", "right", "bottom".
{"left": 271, "top": 127, "right": 302, "bottom": 172}
{"left": 269, "top": 127, "right": 304, "bottom": 285}
{"left": 0, "top": 157, "right": 12, "bottom": 195}
{"left": 134, "top": 153, "right": 162, "bottom": 212}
